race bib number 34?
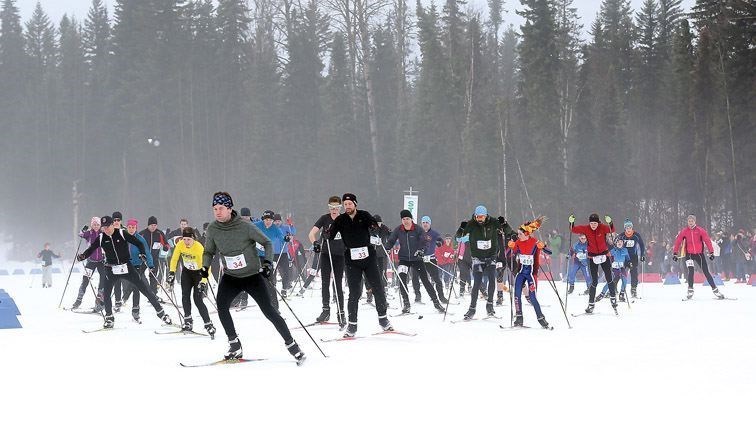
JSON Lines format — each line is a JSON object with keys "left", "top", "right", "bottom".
{"left": 350, "top": 246, "right": 369, "bottom": 260}
{"left": 224, "top": 254, "right": 247, "bottom": 270}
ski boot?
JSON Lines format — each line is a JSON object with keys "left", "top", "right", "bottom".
{"left": 414, "top": 295, "right": 422, "bottom": 304}
{"left": 204, "top": 322, "right": 216, "bottom": 339}
{"left": 298, "top": 287, "right": 307, "bottom": 296}
{"left": 595, "top": 290, "right": 607, "bottom": 302}
{"left": 103, "top": 315, "right": 114, "bottom": 329}
{"left": 438, "top": 295, "right": 449, "bottom": 305}
{"left": 157, "top": 310, "right": 172, "bottom": 325}
{"left": 463, "top": 308, "right": 476, "bottom": 321}
{"left": 618, "top": 291, "right": 626, "bottom": 302}
{"left": 286, "top": 341, "right": 306, "bottom": 365}
{"left": 315, "top": 308, "right": 330, "bottom": 323}
{"left": 631, "top": 287, "right": 638, "bottom": 299}
{"left": 537, "top": 316, "right": 550, "bottom": 329}
{"left": 713, "top": 288, "right": 724, "bottom": 300}
{"left": 401, "top": 302, "right": 411, "bottom": 314}
{"left": 580, "top": 289, "right": 590, "bottom": 296}
{"left": 567, "top": 284, "right": 574, "bottom": 295}
{"left": 224, "top": 337, "right": 243, "bottom": 360}
{"left": 71, "top": 297, "right": 83, "bottom": 310}
{"left": 585, "top": 303, "right": 594, "bottom": 314}
{"left": 496, "top": 293, "right": 504, "bottom": 306}
{"left": 182, "top": 316, "right": 193, "bottom": 332}
{"left": 132, "top": 307, "right": 141, "bottom": 323}
{"left": 514, "top": 313, "right": 524, "bottom": 327}
{"left": 337, "top": 311, "right": 346, "bottom": 329}
{"left": 378, "top": 315, "right": 394, "bottom": 332}
{"left": 343, "top": 322, "right": 358, "bottom": 338}
{"left": 486, "top": 303, "right": 496, "bottom": 317}
{"left": 433, "top": 301, "right": 446, "bottom": 314}
{"left": 686, "top": 288, "right": 694, "bottom": 300}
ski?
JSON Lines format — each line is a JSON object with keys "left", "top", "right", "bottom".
{"left": 371, "top": 330, "right": 417, "bottom": 337}
{"left": 154, "top": 329, "right": 209, "bottom": 337}
{"left": 390, "top": 311, "right": 417, "bottom": 317}
{"left": 571, "top": 312, "right": 592, "bottom": 317}
{"left": 321, "top": 330, "right": 417, "bottom": 342}
{"left": 65, "top": 307, "right": 102, "bottom": 315}
{"left": 500, "top": 325, "right": 531, "bottom": 330}
{"left": 715, "top": 297, "right": 738, "bottom": 301}
{"left": 450, "top": 315, "right": 502, "bottom": 324}
{"left": 320, "top": 336, "right": 364, "bottom": 343}
{"left": 179, "top": 358, "right": 267, "bottom": 368}
{"left": 82, "top": 327, "right": 122, "bottom": 333}
{"left": 292, "top": 321, "right": 340, "bottom": 329}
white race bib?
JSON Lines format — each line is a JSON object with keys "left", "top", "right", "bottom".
{"left": 151, "top": 242, "right": 161, "bottom": 250}
{"left": 350, "top": 246, "right": 369, "bottom": 260}
{"left": 423, "top": 255, "right": 432, "bottom": 263}
{"left": 496, "top": 262, "right": 503, "bottom": 269}
{"left": 256, "top": 243, "right": 264, "bottom": 251}
{"left": 397, "top": 265, "right": 409, "bottom": 274}
{"left": 370, "top": 236, "right": 382, "bottom": 246}
{"left": 183, "top": 259, "right": 198, "bottom": 271}
{"left": 477, "top": 240, "right": 492, "bottom": 250}
{"left": 85, "top": 267, "right": 94, "bottom": 277}
{"left": 519, "top": 254, "right": 534, "bottom": 266}
{"left": 224, "top": 254, "right": 247, "bottom": 270}
{"left": 686, "top": 259, "right": 694, "bottom": 267}
{"left": 334, "top": 232, "right": 342, "bottom": 240}
{"left": 112, "top": 264, "right": 128, "bottom": 275}
{"left": 576, "top": 252, "right": 587, "bottom": 260}
{"left": 624, "top": 240, "right": 635, "bottom": 248}
{"left": 592, "top": 255, "right": 607, "bottom": 264}
{"left": 612, "top": 261, "right": 623, "bottom": 269}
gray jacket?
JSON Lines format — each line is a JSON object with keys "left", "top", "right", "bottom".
{"left": 202, "top": 211, "right": 273, "bottom": 278}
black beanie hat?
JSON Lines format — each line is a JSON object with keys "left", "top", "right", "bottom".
{"left": 240, "top": 207, "right": 251, "bottom": 217}
{"left": 589, "top": 213, "right": 600, "bottom": 223}
{"left": 342, "top": 193, "right": 357, "bottom": 204}
{"left": 400, "top": 209, "right": 413, "bottom": 219}
{"left": 148, "top": 216, "right": 158, "bottom": 225}
{"left": 181, "top": 227, "right": 195, "bottom": 238}
{"left": 112, "top": 211, "right": 123, "bottom": 220}
{"left": 374, "top": 214, "right": 382, "bottom": 223}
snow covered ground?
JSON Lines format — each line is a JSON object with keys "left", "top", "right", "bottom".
{"left": 1, "top": 263, "right": 754, "bottom": 444}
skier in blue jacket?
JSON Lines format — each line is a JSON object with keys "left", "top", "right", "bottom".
{"left": 597, "top": 237, "right": 631, "bottom": 303}
{"left": 567, "top": 233, "right": 592, "bottom": 295}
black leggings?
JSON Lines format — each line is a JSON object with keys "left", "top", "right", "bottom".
{"left": 588, "top": 257, "right": 616, "bottom": 304}
{"left": 470, "top": 259, "right": 496, "bottom": 309}
{"left": 181, "top": 268, "right": 211, "bottom": 322}
{"left": 345, "top": 253, "right": 388, "bottom": 323}
{"left": 319, "top": 253, "right": 344, "bottom": 310}
{"left": 121, "top": 263, "right": 146, "bottom": 306}
{"left": 100, "top": 264, "right": 163, "bottom": 316}
{"left": 216, "top": 273, "right": 293, "bottom": 344}
{"left": 398, "top": 260, "right": 439, "bottom": 305}
{"left": 628, "top": 255, "right": 639, "bottom": 289}
{"left": 77, "top": 260, "right": 106, "bottom": 299}
{"left": 686, "top": 253, "right": 716, "bottom": 289}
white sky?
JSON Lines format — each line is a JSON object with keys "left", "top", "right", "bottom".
{"left": 17, "top": 0, "right": 694, "bottom": 33}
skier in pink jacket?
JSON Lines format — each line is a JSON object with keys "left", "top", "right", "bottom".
{"left": 672, "top": 214, "right": 724, "bottom": 300}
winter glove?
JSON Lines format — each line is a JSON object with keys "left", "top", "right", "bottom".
{"left": 166, "top": 272, "right": 175, "bottom": 285}
{"left": 708, "top": 253, "right": 714, "bottom": 261}
{"left": 284, "top": 234, "right": 292, "bottom": 242}
{"left": 536, "top": 241, "right": 545, "bottom": 249}
{"left": 198, "top": 282, "right": 207, "bottom": 295}
{"left": 312, "top": 241, "right": 321, "bottom": 254}
{"left": 459, "top": 221, "right": 467, "bottom": 230}
{"left": 81, "top": 225, "right": 89, "bottom": 232}
{"left": 497, "top": 216, "right": 507, "bottom": 226}
{"left": 199, "top": 267, "right": 209, "bottom": 279}
{"left": 604, "top": 215, "right": 612, "bottom": 224}
{"left": 138, "top": 253, "right": 148, "bottom": 264}
{"left": 76, "top": 253, "right": 86, "bottom": 262}
{"left": 641, "top": 256, "right": 646, "bottom": 262}
{"left": 568, "top": 214, "right": 576, "bottom": 224}
{"left": 672, "top": 254, "right": 678, "bottom": 262}
{"left": 507, "top": 240, "right": 516, "bottom": 249}
{"left": 260, "top": 260, "right": 274, "bottom": 278}
{"left": 414, "top": 250, "right": 425, "bottom": 258}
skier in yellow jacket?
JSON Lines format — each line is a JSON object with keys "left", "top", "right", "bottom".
{"left": 168, "top": 227, "right": 216, "bottom": 337}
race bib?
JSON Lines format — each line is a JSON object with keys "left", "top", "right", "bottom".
{"left": 334, "top": 232, "right": 342, "bottom": 240}
{"left": 519, "top": 254, "right": 534, "bottom": 266}
{"left": 592, "top": 255, "right": 607, "bottom": 264}
{"left": 183, "top": 259, "right": 199, "bottom": 271}
{"left": 423, "top": 255, "right": 432, "bottom": 263}
{"left": 397, "top": 265, "right": 409, "bottom": 274}
{"left": 151, "top": 242, "right": 161, "bottom": 250}
{"left": 612, "top": 261, "right": 624, "bottom": 269}
{"left": 85, "top": 268, "right": 94, "bottom": 277}
{"left": 350, "top": 246, "right": 369, "bottom": 260}
{"left": 256, "top": 243, "right": 264, "bottom": 251}
{"left": 477, "top": 240, "right": 492, "bottom": 250}
{"left": 576, "top": 252, "right": 587, "bottom": 260}
{"left": 224, "top": 254, "right": 247, "bottom": 270}
{"left": 686, "top": 259, "right": 694, "bottom": 267}
{"left": 624, "top": 240, "right": 635, "bottom": 248}
{"left": 370, "top": 236, "right": 382, "bottom": 246}
{"left": 496, "top": 262, "right": 503, "bottom": 269}
{"left": 112, "top": 264, "right": 128, "bottom": 275}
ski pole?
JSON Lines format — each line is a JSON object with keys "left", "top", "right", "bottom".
{"left": 564, "top": 225, "right": 573, "bottom": 312}
{"left": 263, "top": 277, "right": 328, "bottom": 358}
{"left": 543, "top": 261, "right": 572, "bottom": 329}
{"left": 58, "top": 238, "right": 83, "bottom": 308}
{"left": 145, "top": 263, "right": 183, "bottom": 319}
{"left": 324, "top": 239, "right": 345, "bottom": 320}
{"left": 379, "top": 243, "right": 414, "bottom": 314}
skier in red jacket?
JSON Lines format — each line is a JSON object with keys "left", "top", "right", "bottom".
{"left": 570, "top": 213, "right": 618, "bottom": 314}
{"left": 672, "top": 214, "right": 724, "bottom": 300}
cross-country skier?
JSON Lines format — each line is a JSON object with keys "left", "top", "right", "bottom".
{"left": 327, "top": 193, "right": 393, "bottom": 338}
{"left": 672, "top": 214, "right": 724, "bottom": 300}
{"left": 419, "top": 216, "right": 449, "bottom": 305}
{"left": 120, "top": 218, "right": 152, "bottom": 320}
{"left": 566, "top": 233, "right": 592, "bottom": 296}
{"left": 76, "top": 215, "right": 172, "bottom": 328}
{"left": 596, "top": 236, "right": 629, "bottom": 306}
{"left": 507, "top": 217, "right": 551, "bottom": 328}
{"left": 570, "top": 213, "right": 617, "bottom": 314}
{"left": 306, "top": 196, "right": 346, "bottom": 326}
{"left": 72, "top": 217, "right": 105, "bottom": 310}
{"left": 617, "top": 219, "right": 645, "bottom": 299}
{"left": 37, "top": 243, "right": 60, "bottom": 288}
{"left": 201, "top": 192, "right": 304, "bottom": 363}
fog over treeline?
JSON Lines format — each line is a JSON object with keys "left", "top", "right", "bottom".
{"left": 0, "top": 0, "right": 753, "bottom": 259}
